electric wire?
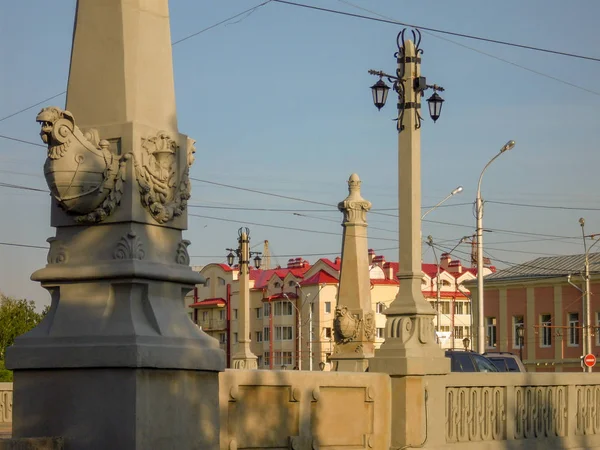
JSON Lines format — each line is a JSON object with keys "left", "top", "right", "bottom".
{"left": 272, "top": 0, "right": 600, "bottom": 63}
{"left": 336, "top": 0, "right": 600, "bottom": 96}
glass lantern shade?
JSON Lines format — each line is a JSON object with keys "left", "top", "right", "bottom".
{"left": 253, "top": 254, "right": 262, "bottom": 269}
{"left": 370, "top": 79, "right": 390, "bottom": 110}
{"left": 226, "top": 251, "right": 235, "bottom": 267}
{"left": 427, "top": 92, "right": 444, "bottom": 122}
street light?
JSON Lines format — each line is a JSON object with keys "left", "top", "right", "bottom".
{"left": 579, "top": 218, "right": 600, "bottom": 372}
{"left": 319, "top": 361, "right": 326, "bottom": 371}
{"left": 421, "top": 186, "right": 463, "bottom": 220}
{"left": 462, "top": 337, "right": 470, "bottom": 351}
{"left": 517, "top": 325, "right": 524, "bottom": 362}
{"left": 367, "top": 28, "right": 448, "bottom": 373}
{"left": 475, "top": 140, "right": 516, "bottom": 353}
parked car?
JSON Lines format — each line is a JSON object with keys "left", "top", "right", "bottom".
{"left": 444, "top": 350, "right": 500, "bottom": 372}
{"left": 483, "top": 352, "right": 527, "bottom": 372}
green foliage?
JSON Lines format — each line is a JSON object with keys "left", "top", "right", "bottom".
{"left": 0, "top": 360, "right": 12, "bottom": 382}
{"left": 0, "top": 293, "right": 47, "bottom": 364}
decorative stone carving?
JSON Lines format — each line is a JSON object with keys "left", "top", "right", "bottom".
{"left": 333, "top": 305, "right": 359, "bottom": 344}
{"left": 363, "top": 311, "right": 375, "bottom": 341}
{"left": 113, "top": 231, "right": 145, "bottom": 260}
{"left": 0, "top": 390, "right": 12, "bottom": 423}
{"left": 131, "top": 131, "right": 193, "bottom": 224}
{"left": 385, "top": 316, "right": 436, "bottom": 346}
{"left": 337, "top": 173, "right": 372, "bottom": 225}
{"left": 575, "top": 385, "right": 597, "bottom": 435}
{"left": 36, "top": 106, "right": 126, "bottom": 223}
{"left": 46, "top": 237, "right": 68, "bottom": 264}
{"left": 446, "top": 386, "right": 507, "bottom": 443}
{"left": 175, "top": 240, "right": 191, "bottom": 265}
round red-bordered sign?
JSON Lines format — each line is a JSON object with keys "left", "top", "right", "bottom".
{"left": 584, "top": 354, "right": 596, "bottom": 368}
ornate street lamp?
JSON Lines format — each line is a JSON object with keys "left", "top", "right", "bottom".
{"left": 369, "top": 30, "right": 445, "bottom": 130}
{"left": 226, "top": 227, "right": 262, "bottom": 273}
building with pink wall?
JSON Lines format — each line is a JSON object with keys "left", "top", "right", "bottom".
{"left": 465, "top": 253, "right": 600, "bottom": 372}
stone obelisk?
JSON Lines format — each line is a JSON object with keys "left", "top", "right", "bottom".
{"left": 6, "top": 1, "right": 225, "bottom": 448}
{"left": 330, "top": 173, "right": 375, "bottom": 372}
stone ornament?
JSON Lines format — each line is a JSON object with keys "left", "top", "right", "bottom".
{"left": 175, "top": 240, "right": 191, "bottom": 265}
{"left": 333, "top": 305, "right": 359, "bottom": 344}
{"left": 338, "top": 173, "right": 372, "bottom": 225}
{"left": 46, "top": 237, "right": 68, "bottom": 264}
{"left": 131, "top": 132, "right": 193, "bottom": 224}
{"left": 36, "top": 107, "right": 126, "bottom": 223}
{"left": 113, "top": 231, "right": 145, "bottom": 260}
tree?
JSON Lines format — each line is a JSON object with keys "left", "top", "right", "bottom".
{"left": 0, "top": 294, "right": 47, "bottom": 360}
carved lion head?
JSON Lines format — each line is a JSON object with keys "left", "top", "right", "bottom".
{"left": 36, "top": 106, "right": 75, "bottom": 147}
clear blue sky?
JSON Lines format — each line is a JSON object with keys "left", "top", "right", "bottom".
{"left": 1, "top": 0, "right": 600, "bottom": 307}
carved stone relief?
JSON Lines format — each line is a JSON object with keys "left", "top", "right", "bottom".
{"left": 516, "top": 386, "right": 567, "bottom": 438}
{"left": 36, "top": 106, "right": 126, "bottom": 223}
{"left": 113, "top": 231, "right": 145, "bottom": 260}
{"left": 333, "top": 305, "right": 359, "bottom": 344}
{"left": 131, "top": 131, "right": 193, "bottom": 224}
{"left": 175, "top": 240, "right": 191, "bottom": 265}
{"left": 46, "top": 237, "right": 68, "bottom": 264}
{"left": 0, "top": 390, "right": 12, "bottom": 423}
{"left": 576, "top": 385, "right": 600, "bottom": 435}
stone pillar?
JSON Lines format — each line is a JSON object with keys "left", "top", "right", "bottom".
{"left": 368, "top": 33, "right": 449, "bottom": 449}
{"left": 5, "top": 1, "right": 225, "bottom": 449}
{"left": 231, "top": 229, "right": 258, "bottom": 369}
{"left": 330, "top": 174, "right": 375, "bottom": 372}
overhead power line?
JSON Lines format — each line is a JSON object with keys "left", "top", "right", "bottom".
{"left": 0, "top": 1, "right": 273, "bottom": 125}
{"left": 273, "top": 0, "right": 600, "bottom": 63}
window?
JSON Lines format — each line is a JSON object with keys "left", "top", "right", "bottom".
{"left": 257, "top": 355, "right": 263, "bottom": 367}
{"left": 255, "top": 308, "right": 262, "bottom": 319}
{"left": 569, "top": 313, "right": 580, "bottom": 346}
{"left": 276, "top": 326, "right": 293, "bottom": 341}
{"left": 454, "top": 302, "right": 470, "bottom": 315}
{"left": 205, "top": 278, "right": 211, "bottom": 287}
{"left": 376, "top": 303, "right": 386, "bottom": 314}
{"left": 289, "top": 281, "right": 296, "bottom": 287}
{"left": 233, "top": 309, "right": 238, "bottom": 320}
{"left": 274, "top": 282, "right": 281, "bottom": 288}
{"left": 440, "top": 301, "right": 450, "bottom": 315}
{"left": 255, "top": 331, "right": 263, "bottom": 343}
{"left": 218, "top": 277, "right": 226, "bottom": 286}
{"left": 233, "top": 332, "right": 238, "bottom": 344}
{"left": 202, "top": 311, "right": 209, "bottom": 321}
{"left": 264, "top": 352, "right": 270, "bottom": 366}
{"left": 263, "top": 303, "right": 271, "bottom": 316}
{"left": 274, "top": 302, "right": 282, "bottom": 316}
{"left": 325, "top": 302, "right": 332, "bottom": 314}
{"left": 282, "top": 301, "right": 293, "bottom": 316}
{"left": 282, "top": 351, "right": 293, "bottom": 365}
{"left": 219, "top": 310, "right": 225, "bottom": 321}
{"left": 377, "top": 328, "right": 385, "bottom": 338}
{"left": 513, "top": 316, "right": 524, "bottom": 349}
{"left": 264, "top": 327, "right": 270, "bottom": 341}
{"left": 323, "top": 327, "right": 332, "bottom": 339}
{"left": 454, "top": 326, "right": 464, "bottom": 339}
{"left": 274, "top": 351, "right": 282, "bottom": 365}
{"left": 219, "top": 333, "right": 226, "bottom": 344}
{"left": 541, "top": 314, "right": 552, "bottom": 347}
{"left": 486, "top": 317, "right": 497, "bottom": 348}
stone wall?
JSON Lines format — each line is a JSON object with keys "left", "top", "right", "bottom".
{"left": 0, "top": 384, "right": 11, "bottom": 424}
{"left": 219, "top": 370, "right": 391, "bottom": 449}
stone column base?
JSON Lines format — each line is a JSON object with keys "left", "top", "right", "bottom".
{"left": 12, "top": 369, "right": 220, "bottom": 450}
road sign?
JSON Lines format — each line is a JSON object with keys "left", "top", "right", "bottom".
{"left": 584, "top": 354, "right": 597, "bottom": 368}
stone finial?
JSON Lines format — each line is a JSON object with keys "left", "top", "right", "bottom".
{"left": 338, "top": 173, "right": 372, "bottom": 225}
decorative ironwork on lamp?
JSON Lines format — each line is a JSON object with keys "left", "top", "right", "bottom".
{"left": 226, "top": 227, "right": 262, "bottom": 274}
{"left": 368, "top": 28, "right": 445, "bottom": 132}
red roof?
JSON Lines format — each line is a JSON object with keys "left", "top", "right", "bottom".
{"left": 320, "top": 258, "right": 341, "bottom": 271}
{"left": 370, "top": 279, "right": 399, "bottom": 285}
{"left": 263, "top": 293, "right": 299, "bottom": 302}
{"left": 249, "top": 266, "right": 311, "bottom": 289}
{"left": 421, "top": 290, "right": 469, "bottom": 300}
{"left": 301, "top": 271, "right": 338, "bottom": 285}
{"left": 189, "top": 298, "right": 226, "bottom": 308}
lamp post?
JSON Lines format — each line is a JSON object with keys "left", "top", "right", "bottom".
{"left": 421, "top": 186, "right": 463, "bottom": 220}
{"left": 368, "top": 29, "right": 450, "bottom": 382}
{"left": 517, "top": 325, "right": 524, "bottom": 362}
{"left": 579, "top": 218, "right": 600, "bottom": 372}
{"left": 475, "top": 140, "right": 516, "bottom": 353}
{"left": 226, "top": 227, "right": 262, "bottom": 370}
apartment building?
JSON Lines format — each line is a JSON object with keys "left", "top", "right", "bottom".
{"left": 187, "top": 251, "right": 490, "bottom": 370}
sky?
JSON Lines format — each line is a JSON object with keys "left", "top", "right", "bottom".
{"left": 1, "top": 0, "right": 599, "bottom": 308}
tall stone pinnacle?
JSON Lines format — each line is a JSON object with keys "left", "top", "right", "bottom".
{"left": 331, "top": 173, "right": 375, "bottom": 372}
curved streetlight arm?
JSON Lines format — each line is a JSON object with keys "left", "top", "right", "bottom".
{"left": 421, "top": 185, "right": 463, "bottom": 220}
